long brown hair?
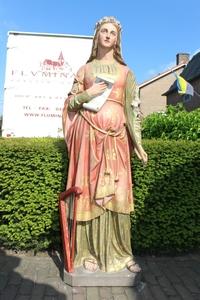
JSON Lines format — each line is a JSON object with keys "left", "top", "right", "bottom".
{"left": 87, "top": 16, "right": 126, "bottom": 66}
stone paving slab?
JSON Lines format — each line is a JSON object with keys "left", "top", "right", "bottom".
{"left": 0, "top": 248, "right": 199, "bottom": 300}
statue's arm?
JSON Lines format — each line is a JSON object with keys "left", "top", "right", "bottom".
{"left": 124, "top": 70, "right": 142, "bottom": 148}
{"left": 124, "top": 70, "right": 148, "bottom": 164}
{"left": 66, "top": 65, "right": 93, "bottom": 112}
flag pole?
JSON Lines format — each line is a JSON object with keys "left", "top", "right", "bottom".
{"left": 194, "top": 90, "right": 200, "bottom": 98}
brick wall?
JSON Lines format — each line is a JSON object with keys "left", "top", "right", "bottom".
{"left": 139, "top": 68, "right": 184, "bottom": 117}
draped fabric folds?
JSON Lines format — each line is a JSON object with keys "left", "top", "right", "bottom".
{"left": 75, "top": 210, "right": 133, "bottom": 272}
{"left": 62, "top": 60, "right": 141, "bottom": 271}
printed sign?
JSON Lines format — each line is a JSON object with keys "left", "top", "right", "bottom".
{"left": 2, "top": 32, "right": 92, "bottom": 137}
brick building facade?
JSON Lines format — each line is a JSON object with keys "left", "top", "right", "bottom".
{"left": 163, "top": 51, "right": 200, "bottom": 111}
{"left": 139, "top": 53, "right": 189, "bottom": 117}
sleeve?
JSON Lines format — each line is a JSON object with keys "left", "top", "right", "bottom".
{"left": 66, "top": 65, "right": 93, "bottom": 112}
{"left": 124, "top": 70, "right": 142, "bottom": 148}
{"left": 62, "top": 65, "right": 93, "bottom": 137}
{"left": 67, "top": 79, "right": 91, "bottom": 111}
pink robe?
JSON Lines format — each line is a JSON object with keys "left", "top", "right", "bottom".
{"left": 64, "top": 62, "right": 134, "bottom": 221}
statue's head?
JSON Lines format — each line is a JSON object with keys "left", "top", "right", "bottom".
{"left": 87, "top": 16, "right": 126, "bottom": 65}
{"left": 94, "top": 16, "right": 122, "bottom": 34}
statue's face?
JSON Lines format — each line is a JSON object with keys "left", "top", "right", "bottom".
{"left": 98, "top": 23, "right": 118, "bottom": 50}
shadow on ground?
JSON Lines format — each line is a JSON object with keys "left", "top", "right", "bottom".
{"left": 0, "top": 248, "right": 71, "bottom": 299}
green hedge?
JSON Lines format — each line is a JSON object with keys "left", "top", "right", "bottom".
{"left": 142, "top": 104, "right": 200, "bottom": 141}
{"left": 0, "top": 138, "right": 68, "bottom": 250}
{"left": 131, "top": 139, "right": 200, "bottom": 254}
{"left": 0, "top": 138, "right": 199, "bottom": 254}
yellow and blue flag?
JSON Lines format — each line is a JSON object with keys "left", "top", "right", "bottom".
{"left": 175, "top": 74, "right": 194, "bottom": 96}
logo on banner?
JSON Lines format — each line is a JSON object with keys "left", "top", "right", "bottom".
{"left": 10, "top": 51, "right": 74, "bottom": 82}
{"left": 41, "top": 51, "right": 73, "bottom": 74}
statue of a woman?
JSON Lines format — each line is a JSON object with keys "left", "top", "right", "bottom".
{"left": 62, "top": 16, "right": 148, "bottom": 273}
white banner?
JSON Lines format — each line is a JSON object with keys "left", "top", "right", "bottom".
{"left": 2, "top": 32, "right": 93, "bottom": 137}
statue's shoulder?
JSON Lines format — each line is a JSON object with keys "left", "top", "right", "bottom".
{"left": 119, "top": 64, "right": 132, "bottom": 78}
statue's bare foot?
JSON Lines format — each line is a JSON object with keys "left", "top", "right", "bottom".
{"left": 83, "top": 258, "right": 98, "bottom": 272}
{"left": 127, "top": 260, "right": 141, "bottom": 273}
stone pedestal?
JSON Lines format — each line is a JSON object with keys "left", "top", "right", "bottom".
{"left": 63, "top": 266, "right": 142, "bottom": 287}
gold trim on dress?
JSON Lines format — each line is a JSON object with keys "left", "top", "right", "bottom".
{"left": 107, "top": 97, "right": 123, "bottom": 106}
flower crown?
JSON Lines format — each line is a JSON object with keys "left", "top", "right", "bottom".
{"left": 95, "top": 16, "right": 122, "bottom": 32}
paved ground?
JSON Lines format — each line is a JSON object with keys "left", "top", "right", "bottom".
{"left": 0, "top": 248, "right": 200, "bottom": 300}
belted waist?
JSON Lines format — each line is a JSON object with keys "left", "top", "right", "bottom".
{"left": 107, "top": 97, "right": 123, "bottom": 106}
{"left": 79, "top": 110, "right": 125, "bottom": 137}
{"left": 79, "top": 110, "right": 126, "bottom": 180}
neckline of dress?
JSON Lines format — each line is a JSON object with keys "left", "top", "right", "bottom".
{"left": 93, "top": 58, "right": 117, "bottom": 65}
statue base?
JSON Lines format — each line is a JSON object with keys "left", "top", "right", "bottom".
{"left": 63, "top": 266, "right": 142, "bottom": 287}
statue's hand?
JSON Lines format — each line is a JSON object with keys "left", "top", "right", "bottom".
{"left": 140, "top": 149, "right": 148, "bottom": 166}
{"left": 86, "top": 82, "right": 107, "bottom": 97}
{"left": 135, "top": 146, "right": 148, "bottom": 166}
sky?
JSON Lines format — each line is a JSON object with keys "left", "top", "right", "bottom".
{"left": 0, "top": 0, "right": 200, "bottom": 114}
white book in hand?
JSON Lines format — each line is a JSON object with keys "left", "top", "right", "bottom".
{"left": 83, "top": 76, "right": 114, "bottom": 112}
